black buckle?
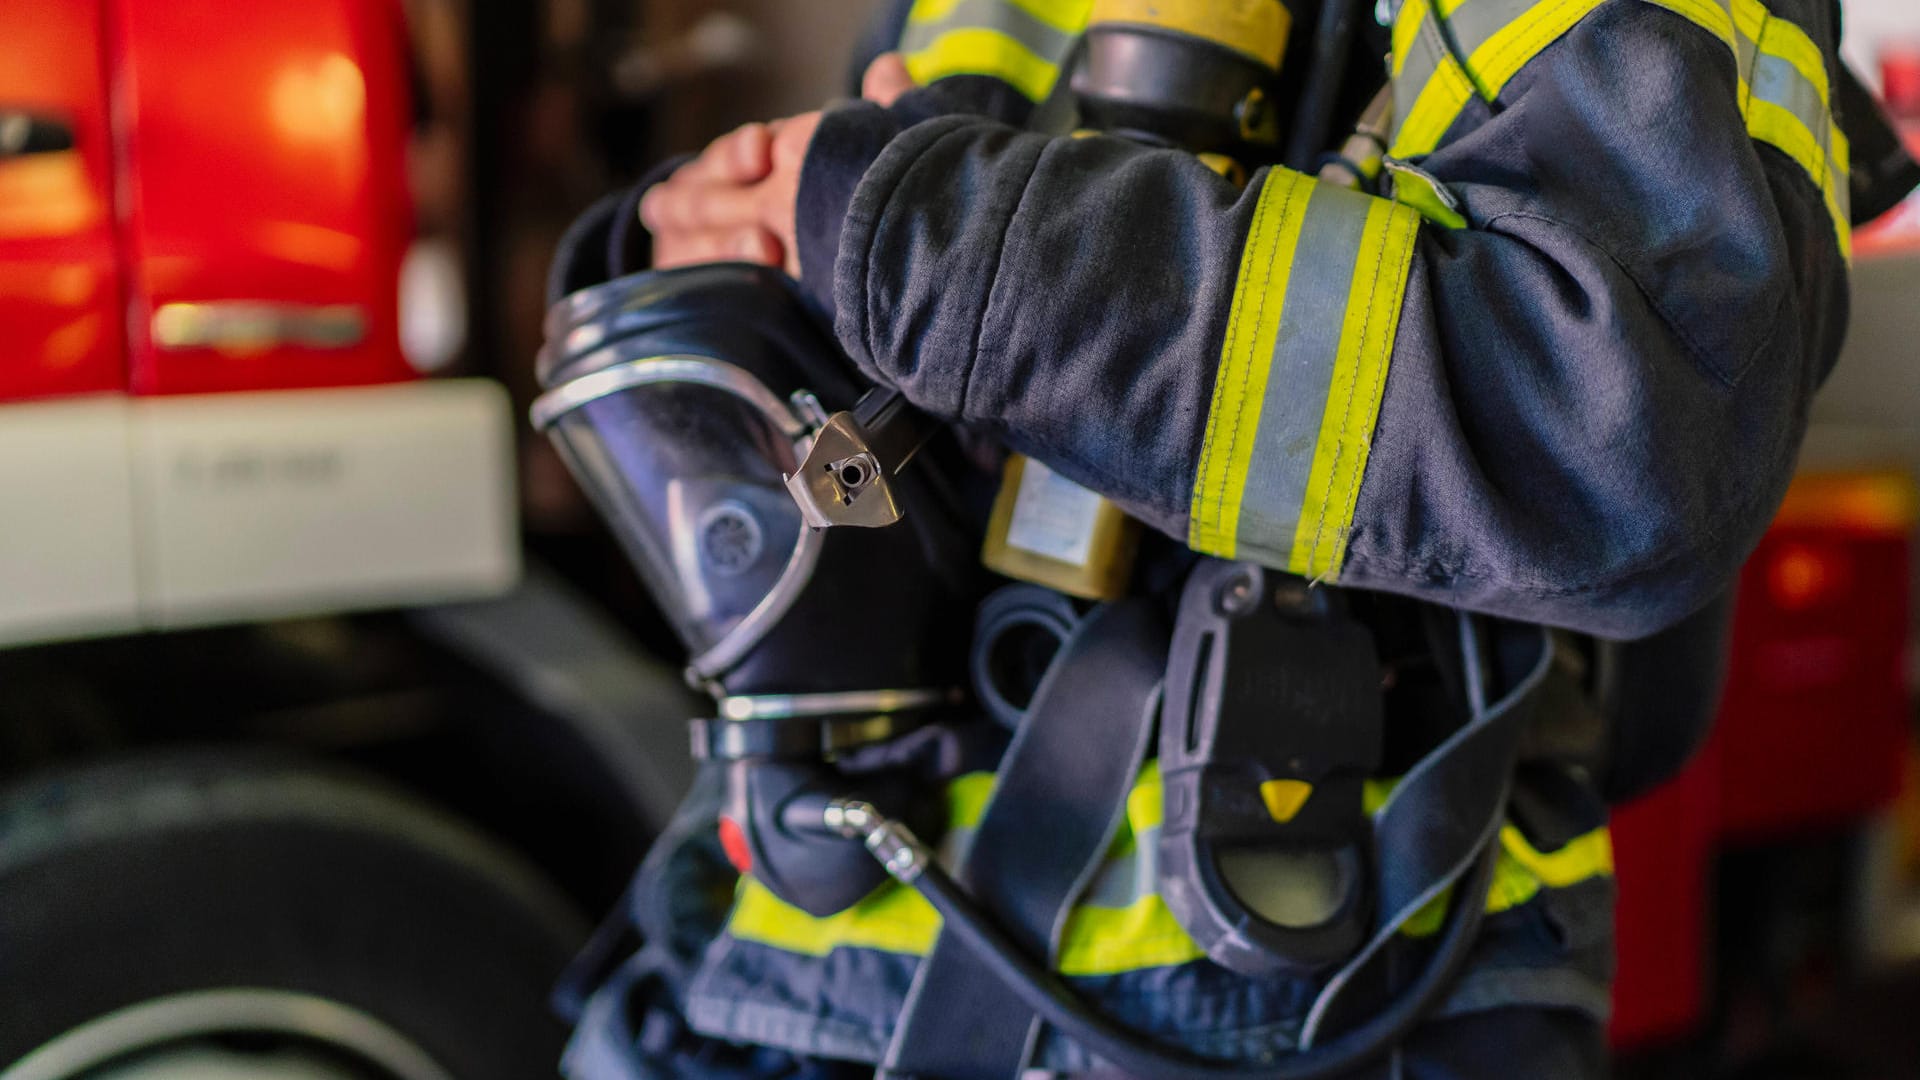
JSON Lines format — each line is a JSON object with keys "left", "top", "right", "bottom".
{"left": 1158, "top": 560, "right": 1383, "bottom": 975}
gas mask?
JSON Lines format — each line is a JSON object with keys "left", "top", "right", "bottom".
{"left": 533, "top": 263, "right": 971, "bottom": 699}
{"left": 533, "top": 264, "right": 975, "bottom": 915}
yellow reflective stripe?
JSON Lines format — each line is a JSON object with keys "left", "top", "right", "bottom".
{"left": 901, "top": 0, "right": 1090, "bottom": 101}
{"left": 1058, "top": 895, "right": 1206, "bottom": 974}
{"left": 1389, "top": 0, "right": 1480, "bottom": 155}
{"left": 1644, "top": 0, "right": 1852, "bottom": 256}
{"left": 725, "top": 772, "right": 997, "bottom": 958}
{"left": 1752, "top": 4, "right": 1827, "bottom": 101}
{"left": 948, "top": 770, "right": 997, "bottom": 829}
{"left": 1391, "top": 55, "right": 1478, "bottom": 158}
{"left": 1191, "top": 168, "right": 1422, "bottom": 579}
{"left": 1127, "top": 757, "right": 1164, "bottom": 832}
{"left": 903, "top": 29, "right": 1063, "bottom": 102}
{"left": 1287, "top": 200, "right": 1422, "bottom": 579}
{"left": 1729, "top": 0, "right": 1767, "bottom": 43}
{"left": 1748, "top": 97, "right": 1825, "bottom": 188}
{"left": 1392, "top": 0, "right": 1433, "bottom": 78}
{"left": 1391, "top": 0, "right": 1854, "bottom": 256}
{"left": 1400, "top": 824, "right": 1615, "bottom": 937}
{"left": 1188, "top": 169, "right": 1318, "bottom": 558}
{"left": 1829, "top": 121, "right": 1853, "bottom": 248}
{"left": 1646, "top": 0, "right": 1734, "bottom": 46}
{"left": 907, "top": 0, "right": 1090, "bottom": 34}
{"left": 730, "top": 874, "right": 939, "bottom": 957}
{"left": 1504, "top": 822, "right": 1615, "bottom": 886}
{"left": 1463, "top": 0, "right": 1608, "bottom": 100}
{"left": 1751, "top": 12, "right": 1851, "bottom": 257}
{"left": 1389, "top": 0, "right": 1607, "bottom": 157}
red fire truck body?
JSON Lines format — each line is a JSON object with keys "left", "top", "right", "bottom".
{"left": 0, "top": 0, "right": 514, "bottom": 646}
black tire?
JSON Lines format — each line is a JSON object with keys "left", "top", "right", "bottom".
{"left": 0, "top": 750, "right": 590, "bottom": 1077}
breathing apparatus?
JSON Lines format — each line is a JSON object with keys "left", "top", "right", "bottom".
{"left": 536, "top": 0, "right": 1507, "bottom": 1074}
{"left": 533, "top": 263, "right": 978, "bottom": 916}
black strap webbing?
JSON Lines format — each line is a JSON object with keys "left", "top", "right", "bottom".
{"left": 882, "top": 599, "right": 1167, "bottom": 1080}
{"left": 1299, "top": 622, "right": 1554, "bottom": 1046}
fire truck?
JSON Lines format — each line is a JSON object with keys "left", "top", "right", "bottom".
{"left": 0, "top": 2, "right": 692, "bottom": 1076}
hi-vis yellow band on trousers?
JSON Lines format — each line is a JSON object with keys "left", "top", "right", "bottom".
{"left": 1387, "top": 0, "right": 1852, "bottom": 256}
{"left": 900, "top": 0, "right": 1094, "bottom": 102}
{"left": 1187, "top": 170, "right": 1422, "bottom": 581}
{"left": 725, "top": 764, "right": 1613, "bottom": 977}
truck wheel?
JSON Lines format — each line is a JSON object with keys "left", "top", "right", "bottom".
{"left": 0, "top": 751, "right": 589, "bottom": 1080}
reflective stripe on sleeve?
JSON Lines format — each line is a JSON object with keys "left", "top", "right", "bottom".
{"left": 1389, "top": 0, "right": 1607, "bottom": 157}
{"left": 1644, "top": 0, "right": 1852, "bottom": 255}
{"left": 900, "top": 0, "right": 1092, "bottom": 102}
{"left": 1391, "top": 0, "right": 1480, "bottom": 161}
{"left": 1188, "top": 170, "right": 1423, "bottom": 582}
{"left": 1389, "top": 0, "right": 1852, "bottom": 256}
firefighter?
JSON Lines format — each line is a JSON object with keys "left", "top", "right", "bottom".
{"left": 556, "top": 0, "right": 1918, "bottom": 1076}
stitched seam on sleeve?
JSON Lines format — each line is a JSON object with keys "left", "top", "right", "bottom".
{"left": 1314, "top": 207, "right": 1420, "bottom": 572}
{"left": 1217, "top": 176, "right": 1300, "bottom": 533}
{"left": 1197, "top": 172, "right": 1304, "bottom": 540}
{"left": 1305, "top": 214, "right": 1390, "bottom": 566}
{"left": 1189, "top": 177, "right": 1271, "bottom": 537}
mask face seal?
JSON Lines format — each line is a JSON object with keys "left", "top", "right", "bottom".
{"left": 532, "top": 351, "right": 823, "bottom": 683}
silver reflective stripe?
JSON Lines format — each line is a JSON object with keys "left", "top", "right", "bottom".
{"left": 900, "top": 0, "right": 1076, "bottom": 62}
{"left": 1673, "top": 0, "right": 1763, "bottom": 86}
{"left": 1391, "top": 1, "right": 1454, "bottom": 143}
{"left": 1751, "top": 50, "right": 1818, "bottom": 122}
{"left": 1233, "top": 184, "right": 1374, "bottom": 567}
{"left": 1733, "top": 9, "right": 1761, "bottom": 87}
{"left": 1440, "top": 0, "right": 1534, "bottom": 72}
{"left": 1750, "top": 50, "right": 1846, "bottom": 198}
{"left": 1389, "top": 0, "right": 1852, "bottom": 252}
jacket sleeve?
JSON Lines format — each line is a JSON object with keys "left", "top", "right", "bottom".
{"left": 806, "top": 0, "right": 1854, "bottom": 639}
{"left": 797, "top": 0, "right": 1086, "bottom": 308}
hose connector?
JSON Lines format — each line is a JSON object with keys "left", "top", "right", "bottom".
{"left": 823, "top": 796, "right": 932, "bottom": 884}
{"left": 822, "top": 796, "right": 881, "bottom": 839}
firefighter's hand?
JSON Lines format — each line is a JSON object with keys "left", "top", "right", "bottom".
{"left": 642, "top": 54, "right": 914, "bottom": 275}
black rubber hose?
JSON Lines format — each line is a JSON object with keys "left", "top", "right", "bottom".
{"left": 906, "top": 841, "right": 1499, "bottom": 1080}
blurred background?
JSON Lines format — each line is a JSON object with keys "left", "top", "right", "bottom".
{"left": 2, "top": 0, "right": 1920, "bottom": 1077}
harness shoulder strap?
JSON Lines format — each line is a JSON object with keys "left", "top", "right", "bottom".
{"left": 882, "top": 598, "right": 1167, "bottom": 1079}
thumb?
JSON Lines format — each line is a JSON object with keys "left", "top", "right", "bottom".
{"left": 862, "top": 52, "right": 915, "bottom": 107}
